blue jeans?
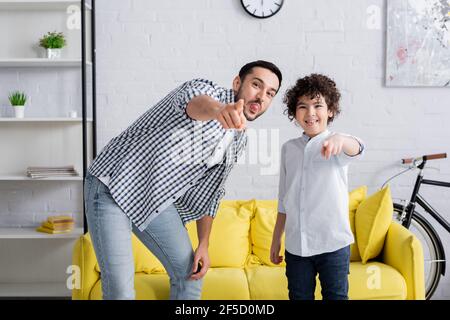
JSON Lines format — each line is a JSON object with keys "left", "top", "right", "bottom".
{"left": 84, "top": 172, "right": 202, "bottom": 300}
{"left": 285, "top": 246, "right": 350, "bottom": 300}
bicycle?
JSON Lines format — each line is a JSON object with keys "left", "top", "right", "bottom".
{"left": 382, "top": 152, "right": 449, "bottom": 299}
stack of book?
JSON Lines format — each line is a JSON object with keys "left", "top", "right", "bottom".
{"left": 36, "top": 215, "right": 75, "bottom": 234}
{"left": 27, "top": 165, "right": 79, "bottom": 179}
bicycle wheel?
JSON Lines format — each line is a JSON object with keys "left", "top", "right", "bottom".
{"left": 393, "top": 204, "right": 443, "bottom": 299}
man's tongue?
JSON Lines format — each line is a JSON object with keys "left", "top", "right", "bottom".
{"left": 249, "top": 103, "right": 259, "bottom": 113}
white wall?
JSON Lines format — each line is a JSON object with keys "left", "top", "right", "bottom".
{"left": 93, "top": 0, "right": 449, "bottom": 298}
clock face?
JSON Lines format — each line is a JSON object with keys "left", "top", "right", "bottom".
{"left": 241, "top": 0, "right": 284, "bottom": 19}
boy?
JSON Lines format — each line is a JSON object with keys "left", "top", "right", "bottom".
{"left": 270, "top": 74, "right": 364, "bottom": 300}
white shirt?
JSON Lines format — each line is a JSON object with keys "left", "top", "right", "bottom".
{"left": 278, "top": 129, "right": 364, "bottom": 257}
{"left": 206, "top": 130, "right": 235, "bottom": 168}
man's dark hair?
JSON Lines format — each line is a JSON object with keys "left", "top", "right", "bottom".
{"left": 239, "top": 60, "right": 282, "bottom": 91}
{"left": 283, "top": 73, "right": 341, "bottom": 123}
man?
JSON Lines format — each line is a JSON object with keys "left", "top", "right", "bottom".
{"left": 84, "top": 60, "right": 282, "bottom": 299}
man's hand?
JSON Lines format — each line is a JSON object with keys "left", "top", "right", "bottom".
{"left": 216, "top": 99, "right": 247, "bottom": 130}
{"left": 189, "top": 243, "right": 210, "bottom": 280}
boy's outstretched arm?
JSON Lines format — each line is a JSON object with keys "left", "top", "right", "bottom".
{"left": 322, "top": 134, "right": 361, "bottom": 159}
{"left": 270, "top": 212, "right": 286, "bottom": 264}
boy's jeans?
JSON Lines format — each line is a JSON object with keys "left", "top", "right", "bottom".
{"left": 84, "top": 172, "right": 202, "bottom": 300}
{"left": 285, "top": 245, "right": 350, "bottom": 300}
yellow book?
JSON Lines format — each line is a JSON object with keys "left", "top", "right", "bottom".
{"left": 42, "top": 221, "right": 74, "bottom": 230}
{"left": 36, "top": 226, "right": 73, "bottom": 234}
{"left": 47, "top": 215, "right": 74, "bottom": 224}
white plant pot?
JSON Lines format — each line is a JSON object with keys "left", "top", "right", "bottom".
{"left": 14, "top": 106, "right": 25, "bottom": 118}
{"left": 47, "top": 48, "right": 62, "bottom": 59}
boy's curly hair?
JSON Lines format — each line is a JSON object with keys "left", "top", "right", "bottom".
{"left": 283, "top": 74, "right": 341, "bottom": 123}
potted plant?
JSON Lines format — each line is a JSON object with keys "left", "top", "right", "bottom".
{"left": 39, "top": 31, "right": 66, "bottom": 59}
{"left": 8, "top": 91, "right": 27, "bottom": 118}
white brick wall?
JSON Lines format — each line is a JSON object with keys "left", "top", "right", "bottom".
{"left": 92, "top": 0, "right": 450, "bottom": 298}
{"left": 0, "top": 182, "right": 83, "bottom": 227}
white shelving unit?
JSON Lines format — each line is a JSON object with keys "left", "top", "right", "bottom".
{"left": 0, "top": 0, "right": 92, "bottom": 11}
{"left": 0, "top": 58, "right": 92, "bottom": 67}
{"left": 0, "top": 227, "right": 84, "bottom": 239}
{"left": 0, "top": 117, "right": 93, "bottom": 122}
{"left": 0, "top": 0, "right": 94, "bottom": 298}
{"left": 0, "top": 282, "right": 72, "bottom": 298}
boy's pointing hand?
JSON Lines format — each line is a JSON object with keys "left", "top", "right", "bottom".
{"left": 321, "top": 134, "right": 345, "bottom": 160}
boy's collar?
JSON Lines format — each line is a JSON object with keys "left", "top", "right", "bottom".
{"left": 301, "top": 129, "right": 330, "bottom": 142}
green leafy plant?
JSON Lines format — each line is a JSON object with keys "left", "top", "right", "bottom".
{"left": 39, "top": 31, "right": 66, "bottom": 49}
{"left": 8, "top": 91, "right": 27, "bottom": 106}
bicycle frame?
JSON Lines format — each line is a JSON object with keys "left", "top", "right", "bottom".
{"left": 403, "top": 159, "right": 450, "bottom": 232}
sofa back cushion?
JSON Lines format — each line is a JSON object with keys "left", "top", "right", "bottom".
{"left": 355, "top": 185, "right": 393, "bottom": 263}
{"left": 250, "top": 200, "right": 286, "bottom": 267}
{"left": 187, "top": 200, "right": 253, "bottom": 268}
{"left": 349, "top": 186, "right": 367, "bottom": 261}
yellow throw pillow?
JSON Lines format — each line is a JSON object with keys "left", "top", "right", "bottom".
{"left": 348, "top": 186, "right": 368, "bottom": 261}
{"left": 355, "top": 185, "right": 393, "bottom": 264}
{"left": 250, "top": 200, "right": 286, "bottom": 267}
{"left": 186, "top": 200, "right": 253, "bottom": 268}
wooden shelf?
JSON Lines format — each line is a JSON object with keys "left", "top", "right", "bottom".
{"left": 0, "top": 175, "right": 83, "bottom": 181}
{"left": 0, "top": 282, "right": 72, "bottom": 297}
{"left": 0, "top": 58, "right": 92, "bottom": 67}
{"left": 0, "top": 117, "right": 93, "bottom": 122}
{"left": 0, "top": 227, "right": 83, "bottom": 239}
{"left": 0, "top": 0, "right": 91, "bottom": 11}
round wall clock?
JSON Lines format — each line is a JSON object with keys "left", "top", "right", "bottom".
{"left": 240, "top": 0, "right": 284, "bottom": 19}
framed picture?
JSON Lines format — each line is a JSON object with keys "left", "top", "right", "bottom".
{"left": 386, "top": 0, "right": 450, "bottom": 87}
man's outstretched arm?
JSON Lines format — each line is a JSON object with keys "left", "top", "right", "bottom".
{"left": 186, "top": 95, "right": 246, "bottom": 130}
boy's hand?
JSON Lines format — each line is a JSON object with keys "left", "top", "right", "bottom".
{"left": 270, "top": 239, "right": 284, "bottom": 265}
{"left": 216, "top": 99, "right": 247, "bottom": 131}
{"left": 321, "top": 134, "right": 345, "bottom": 160}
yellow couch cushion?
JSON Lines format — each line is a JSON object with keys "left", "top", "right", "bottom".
{"left": 89, "top": 268, "right": 250, "bottom": 300}
{"left": 250, "top": 200, "right": 286, "bottom": 267}
{"left": 90, "top": 273, "right": 170, "bottom": 300}
{"left": 382, "top": 222, "right": 425, "bottom": 300}
{"left": 201, "top": 268, "right": 251, "bottom": 299}
{"left": 355, "top": 185, "right": 393, "bottom": 263}
{"left": 245, "top": 261, "right": 406, "bottom": 300}
{"left": 245, "top": 264, "right": 288, "bottom": 299}
{"left": 186, "top": 200, "right": 253, "bottom": 268}
{"left": 349, "top": 186, "right": 367, "bottom": 261}
{"left": 346, "top": 262, "right": 407, "bottom": 300}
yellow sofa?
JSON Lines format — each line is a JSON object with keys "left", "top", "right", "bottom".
{"left": 72, "top": 199, "right": 425, "bottom": 300}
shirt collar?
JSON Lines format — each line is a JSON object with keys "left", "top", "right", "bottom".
{"left": 301, "top": 129, "right": 330, "bottom": 143}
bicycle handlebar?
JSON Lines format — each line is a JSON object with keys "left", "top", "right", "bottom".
{"left": 402, "top": 153, "right": 447, "bottom": 164}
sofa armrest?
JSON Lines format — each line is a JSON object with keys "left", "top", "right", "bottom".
{"left": 71, "top": 233, "right": 101, "bottom": 300}
{"left": 382, "top": 221, "right": 425, "bottom": 300}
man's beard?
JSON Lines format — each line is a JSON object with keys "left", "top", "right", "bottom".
{"left": 235, "top": 89, "right": 263, "bottom": 121}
